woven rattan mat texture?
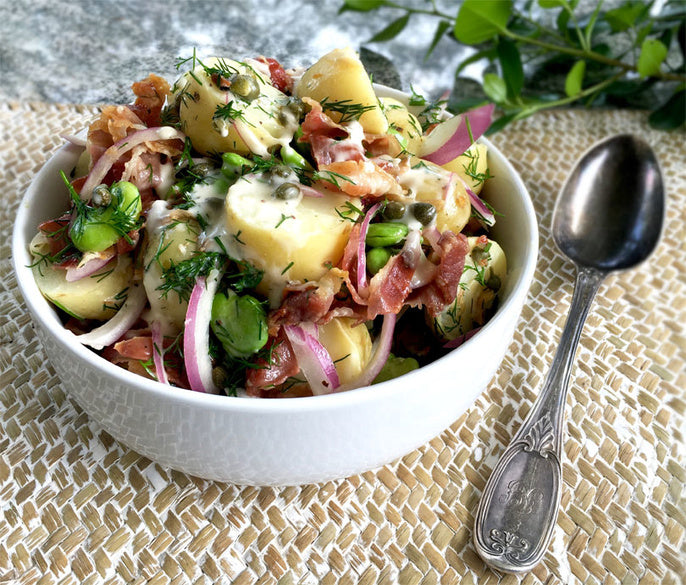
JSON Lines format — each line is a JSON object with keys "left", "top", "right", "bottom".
{"left": 0, "top": 102, "right": 684, "bottom": 585}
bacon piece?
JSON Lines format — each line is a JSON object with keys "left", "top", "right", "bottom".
{"left": 129, "top": 73, "right": 171, "bottom": 127}
{"left": 268, "top": 269, "right": 346, "bottom": 334}
{"left": 299, "top": 99, "right": 365, "bottom": 167}
{"left": 112, "top": 336, "right": 153, "bottom": 360}
{"left": 407, "top": 231, "right": 469, "bottom": 317}
{"left": 366, "top": 250, "right": 415, "bottom": 318}
{"left": 258, "top": 57, "right": 293, "bottom": 93}
{"left": 245, "top": 330, "right": 300, "bottom": 397}
{"left": 87, "top": 105, "right": 147, "bottom": 166}
{"left": 321, "top": 159, "right": 402, "bottom": 198}
{"left": 38, "top": 214, "right": 72, "bottom": 260}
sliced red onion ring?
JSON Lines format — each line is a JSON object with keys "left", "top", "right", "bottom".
{"left": 284, "top": 323, "right": 340, "bottom": 395}
{"left": 467, "top": 187, "right": 496, "bottom": 226}
{"left": 80, "top": 126, "right": 185, "bottom": 199}
{"left": 300, "top": 185, "right": 324, "bottom": 198}
{"left": 443, "top": 327, "right": 481, "bottom": 349}
{"left": 338, "top": 312, "right": 397, "bottom": 390}
{"left": 65, "top": 248, "right": 116, "bottom": 282}
{"left": 75, "top": 282, "right": 147, "bottom": 350}
{"left": 183, "top": 269, "right": 222, "bottom": 394}
{"left": 422, "top": 104, "right": 494, "bottom": 166}
{"left": 151, "top": 321, "right": 169, "bottom": 385}
{"left": 60, "top": 134, "right": 87, "bottom": 147}
{"left": 356, "top": 202, "right": 382, "bottom": 294}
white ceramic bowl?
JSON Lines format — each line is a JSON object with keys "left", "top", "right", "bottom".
{"left": 12, "top": 98, "right": 538, "bottom": 486}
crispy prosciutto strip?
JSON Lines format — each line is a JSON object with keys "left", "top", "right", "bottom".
{"left": 406, "top": 230, "right": 470, "bottom": 317}
{"left": 245, "top": 329, "right": 300, "bottom": 397}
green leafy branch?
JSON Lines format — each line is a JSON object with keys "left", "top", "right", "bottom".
{"left": 339, "top": 0, "right": 686, "bottom": 130}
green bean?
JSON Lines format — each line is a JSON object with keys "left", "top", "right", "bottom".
{"left": 365, "top": 222, "right": 409, "bottom": 248}
{"left": 366, "top": 247, "right": 392, "bottom": 275}
{"left": 211, "top": 291, "right": 268, "bottom": 358}
{"left": 221, "top": 152, "right": 253, "bottom": 179}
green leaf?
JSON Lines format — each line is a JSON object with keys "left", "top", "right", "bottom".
{"left": 637, "top": 38, "right": 668, "bottom": 78}
{"left": 339, "top": 0, "right": 387, "bottom": 12}
{"left": 368, "top": 13, "right": 410, "bottom": 42}
{"left": 485, "top": 111, "right": 519, "bottom": 134}
{"left": 425, "top": 20, "right": 452, "bottom": 61}
{"left": 483, "top": 73, "right": 508, "bottom": 103}
{"left": 497, "top": 38, "right": 524, "bottom": 98}
{"left": 538, "top": 0, "right": 568, "bottom": 8}
{"left": 604, "top": 2, "right": 647, "bottom": 33}
{"left": 649, "top": 89, "right": 686, "bottom": 130}
{"left": 565, "top": 60, "right": 586, "bottom": 96}
{"left": 454, "top": 0, "right": 512, "bottom": 45}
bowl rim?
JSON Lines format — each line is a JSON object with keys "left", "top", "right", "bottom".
{"left": 11, "top": 94, "right": 539, "bottom": 416}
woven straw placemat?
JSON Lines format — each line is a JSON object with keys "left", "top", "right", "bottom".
{"left": 0, "top": 102, "right": 684, "bottom": 585}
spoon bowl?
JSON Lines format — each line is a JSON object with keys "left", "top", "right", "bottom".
{"left": 474, "top": 133, "right": 664, "bottom": 573}
{"left": 553, "top": 134, "right": 664, "bottom": 270}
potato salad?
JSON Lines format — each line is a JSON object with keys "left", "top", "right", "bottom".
{"left": 29, "top": 48, "right": 506, "bottom": 397}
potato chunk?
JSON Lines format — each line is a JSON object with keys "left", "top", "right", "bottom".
{"left": 399, "top": 160, "right": 471, "bottom": 234}
{"left": 32, "top": 255, "right": 133, "bottom": 321}
{"left": 295, "top": 47, "right": 388, "bottom": 135}
{"left": 175, "top": 58, "right": 296, "bottom": 156}
{"left": 440, "top": 143, "right": 489, "bottom": 195}
{"left": 380, "top": 97, "right": 422, "bottom": 155}
{"left": 431, "top": 237, "right": 506, "bottom": 341}
{"left": 223, "top": 174, "right": 353, "bottom": 305}
{"left": 143, "top": 212, "right": 201, "bottom": 331}
{"left": 318, "top": 317, "right": 372, "bottom": 386}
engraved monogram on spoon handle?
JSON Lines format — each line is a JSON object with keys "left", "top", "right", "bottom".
{"left": 473, "top": 266, "right": 604, "bottom": 573}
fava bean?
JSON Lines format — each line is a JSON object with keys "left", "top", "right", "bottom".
{"left": 366, "top": 247, "right": 393, "bottom": 275}
{"left": 373, "top": 354, "right": 419, "bottom": 384}
{"left": 365, "top": 222, "right": 409, "bottom": 248}
{"left": 221, "top": 152, "right": 253, "bottom": 178}
{"left": 211, "top": 291, "right": 268, "bottom": 358}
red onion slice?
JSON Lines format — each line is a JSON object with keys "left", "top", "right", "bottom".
{"left": 284, "top": 323, "right": 340, "bottom": 395}
{"left": 65, "top": 248, "right": 116, "bottom": 282}
{"left": 338, "top": 312, "right": 397, "bottom": 391}
{"left": 183, "top": 269, "right": 222, "bottom": 394}
{"left": 443, "top": 327, "right": 481, "bottom": 349}
{"left": 151, "top": 321, "right": 169, "bottom": 385}
{"left": 80, "top": 126, "right": 185, "bottom": 199}
{"left": 356, "top": 202, "right": 382, "bottom": 294}
{"left": 75, "top": 282, "right": 147, "bottom": 350}
{"left": 422, "top": 104, "right": 494, "bottom": 166}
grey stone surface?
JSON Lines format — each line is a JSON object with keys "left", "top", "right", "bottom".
{"left": 0, "top": 0, "right": 468, "bottom": 105}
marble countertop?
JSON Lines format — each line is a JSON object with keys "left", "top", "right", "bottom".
{"left": 1, "top": 0, "right": 468, "bottom": 105}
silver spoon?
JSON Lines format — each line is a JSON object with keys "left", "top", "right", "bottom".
{"left": 473, "top": 134, "right": 664, "bottom": 573}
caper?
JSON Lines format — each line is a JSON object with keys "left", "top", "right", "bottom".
{"left": 486, "top": 274, "right": 502, "bottom": 291}
{"left": 365, "top": 222, "right": 409, "bottom": 247}
{"left": 382, "top": 200, "right": 406, "bottom": 221}
{"left": 231, "top": 74, "right": 260, "bottom": 102}
{"left": 269, "top": 165, "right": 293, "bottom": 180}
{"left": 471, "top": 246, "right": 490, "bottom": 265}
{"left": 192, "top": 162, "right": 215, "bottom": 178}
{"left": 91, "top": 184, "right": 112, "bottom": 207}
{"left": 286, "top": 97, "right": 308, "bottom": 120}
{"left": 212, "top": 366, "right": 228, "bottom": 389}
{"left": 411, "top": 202, "right": 437, "bottom": 225}
{"left": 366, "top": 247, "right": 393, "bottom": 275}
{"left": 273, "top": 182, "right": 301, "bottom": 200}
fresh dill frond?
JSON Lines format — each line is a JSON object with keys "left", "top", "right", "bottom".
{"left": 319, "top": 97, "right": 376, "bottom": 123}
{"left": 157, "top": 251, "right": 226, "bottom": 302}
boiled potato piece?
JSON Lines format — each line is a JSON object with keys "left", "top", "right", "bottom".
{"left": 440, "top": 143, "right": 489, "bottom": 195}
{"left": 32, "top": 255, "right": 133, "bottom": 321}
{"left": 399, "top": 160, "right": 471, "bottom": 234}
{"left": 431, "top": 237, "right": 506, "bottom": 341}
{"left": 143, "top": 214, "right": 201, "bottom": 331}
{"left": 175, "top": 57, "right": 296, "bottom": 156}
{"left": 224, "top": 174, "right": 353, "bottom": 305}
{"left": 318, "top": 317, "right": 372, "bottom": 386}
{"left": 295, "top": 47, "right": 388, "bottom": 135}
{"left": 380, "top": 97, "right": 422, "bottom": 155}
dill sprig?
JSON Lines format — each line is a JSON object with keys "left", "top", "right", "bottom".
{"left": 157, "top": 251, "right": 226, "bottom": 302}
{"left": 319, "top": 97, "right": 376, "bottom": 123}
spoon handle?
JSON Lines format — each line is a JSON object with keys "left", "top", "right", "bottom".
{"left": 473, "top": 265, "right": 605, "bottom": 573}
